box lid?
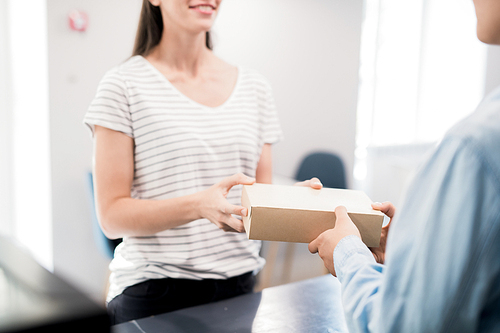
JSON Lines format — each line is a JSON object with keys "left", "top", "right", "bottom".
{"left": 244, "top": 183, "right": 381, "bottom": 214}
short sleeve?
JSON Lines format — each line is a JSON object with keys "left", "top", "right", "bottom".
{"left": 255, "top": 74, "right": 284, "bottom": 145}
{"left": 83, "top": 68, "right": 134, "bottom": 138}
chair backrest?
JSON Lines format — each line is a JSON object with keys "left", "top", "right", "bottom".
{"left": 85, "top": 172, "right": 121, "bottom": 259}
{"left": 295, "top": 152, "right": 347, "bottom": 189}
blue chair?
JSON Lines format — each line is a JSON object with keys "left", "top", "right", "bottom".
{"left": 295, "top": 152, "right": 347, "bottom": 189}
{"left": 85, "top": 172, "right": 121, "bottom": 259}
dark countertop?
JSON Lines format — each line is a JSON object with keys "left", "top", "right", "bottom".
{"left": 112, "top": 274, "right": 348, "bottom": 333}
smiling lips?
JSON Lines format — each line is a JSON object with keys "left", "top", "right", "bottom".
{"left": 190, "top": 4, "right": 216, "bottom": 15}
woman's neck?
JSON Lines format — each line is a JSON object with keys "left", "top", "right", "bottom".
{"left": 148, "top": 29, "right": 212, "bottom": 77}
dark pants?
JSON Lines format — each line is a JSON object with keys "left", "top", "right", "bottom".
{"left": 107, "top": 272, "right": 255, "bottom": 325}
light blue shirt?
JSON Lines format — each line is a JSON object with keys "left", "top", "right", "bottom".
{"left": 334, "top": 86, "right": 500, "bottom": 333}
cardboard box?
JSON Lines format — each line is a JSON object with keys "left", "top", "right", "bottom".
{"left": 241, "top": 183, "right": 384, "bottom": 247}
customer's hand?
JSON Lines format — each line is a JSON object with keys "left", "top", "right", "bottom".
{"left": 369, "top": 202, "right": 395, "bottom": 264}
{"left": 294, "top": 177, "right": 323, "bottom": 190}
{"left": 197, "top": 173, "right": 255, "bottom": 232}
{"left": 309, "top": 206, "right": 361, "bottom": 276}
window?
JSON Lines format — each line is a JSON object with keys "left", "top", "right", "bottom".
{"left": 354, "top": 0, "right": 486, "bottom": 203}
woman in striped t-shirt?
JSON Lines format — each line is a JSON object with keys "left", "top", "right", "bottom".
{"left": 84, "top": 0, "right": 321, "bottom": 325}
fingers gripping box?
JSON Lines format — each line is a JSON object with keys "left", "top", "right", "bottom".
{"left": 241, "top": 183, "right": 384, "bottom": 247}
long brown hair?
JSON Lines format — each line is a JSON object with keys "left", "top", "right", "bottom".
{"left": 132, "top": 0, "right": 213, "bottom": 56}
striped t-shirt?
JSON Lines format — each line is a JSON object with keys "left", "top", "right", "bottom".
{"left": 83, "top": 55, "right": 283, "bottom": 303}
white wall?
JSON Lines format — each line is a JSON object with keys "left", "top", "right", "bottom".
{"left": 46, "top": 0, "right": 142, "bottom": 302}
{"left": 213, "top": 0, "right": 363, "bottom": 187}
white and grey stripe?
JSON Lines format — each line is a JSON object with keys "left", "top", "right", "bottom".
{"left": 84, "top": 55, "right": 282, "bottom": 303}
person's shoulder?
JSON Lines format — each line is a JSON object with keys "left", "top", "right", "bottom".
{"left": 238, "top": 67, "right": 274, "bottom": 91}
{"left": 448, "top": 86, "right": 500, "bottom": 141}
{"left": 100, "top": 56, "right": 149, "bottom": 83}
{"left": 445, "top": 85, "right": 500, "bottom": 170}
{"left": 238, "top": 67, "right": 269, "bottom": 81}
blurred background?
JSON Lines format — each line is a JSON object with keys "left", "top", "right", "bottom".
{"left": 1, "top": 0, "right": 499, "bottom": 303}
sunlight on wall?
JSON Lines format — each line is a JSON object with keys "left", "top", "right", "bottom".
{"left": 0, "top": 2, "right": 14, "bottom": 238}
{"left": 8, "top": 0, "right": 52, "bottom": 271}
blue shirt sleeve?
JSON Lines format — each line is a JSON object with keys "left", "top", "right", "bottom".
{"left": 334, "top": 135, "right": 500, "bottom": 333}
{"left": 334, "top": 235, "right": 384, "bottom": 333}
